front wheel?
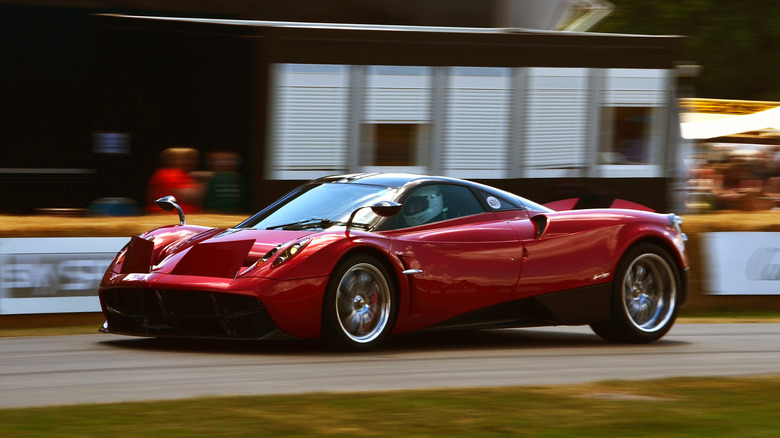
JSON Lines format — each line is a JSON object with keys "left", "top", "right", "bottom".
{"left": 321, "top": 254, "right": 396, "bottom": 351}
{"left": 590, "top": 243, "right": 680, "bottom": 343}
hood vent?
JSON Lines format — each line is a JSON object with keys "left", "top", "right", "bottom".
{"left": 171, "top": 239, "right": 255, "bottom": 278}
{"left": 120, "top": 236, "right": 154, "bottom": 274}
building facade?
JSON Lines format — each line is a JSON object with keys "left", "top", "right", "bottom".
{"left": 1, "top": 8, "right": 684, "bottom": 213}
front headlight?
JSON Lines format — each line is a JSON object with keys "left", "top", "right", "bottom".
{"left": 241, "top": 238, "right": 313, "bottom": 276}
{"left": 272, "top": 238, "right": 311, "bottom": 266}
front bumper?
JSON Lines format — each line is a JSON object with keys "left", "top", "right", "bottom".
{"left": 99, "top": 272, "right": 329, "bottom": 339}
{"left": 101, "top": 288, "right": 278, "bottom": 339}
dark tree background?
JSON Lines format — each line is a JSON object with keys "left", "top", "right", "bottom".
{"left": 595, "top": 0, "right": 780, "bottom": 101}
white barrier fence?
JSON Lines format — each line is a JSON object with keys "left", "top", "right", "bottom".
{"left": 1, "top": 232, "right": 778, "bottom": 315}
{"left": 702, "top": 232, "right": 780, "bottom": 295}
{"left": 0, "top": 238, "right": 128, "bottom": 314}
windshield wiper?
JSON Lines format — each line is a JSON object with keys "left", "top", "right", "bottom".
{"left": 266, "top": 218, "right": 338, "bottom": 230}
{"left": 265, "top": 217, "right": 372, "bottom": 231}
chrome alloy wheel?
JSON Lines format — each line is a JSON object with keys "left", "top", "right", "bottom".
{"left": 621, "top": 253, "right": 677, "bottom": 333}
{"left": 335, "top": 262, "right": 392, "bottom": 344}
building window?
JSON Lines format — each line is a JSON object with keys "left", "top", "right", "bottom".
{"left": 600, "top": 106, "right": 654, "bottom": 164}
{"left": 596, "top": 69, "right": 670, "bottom": 178}
{"left": 362, "top": 123, "right": 426, "bottom": 167}
{"left": 360, "top": 66, "right": 432, "bottom": 173}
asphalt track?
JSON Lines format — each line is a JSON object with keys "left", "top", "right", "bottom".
{"left": 2, "top": 323, "right": 780, "bottom": 409}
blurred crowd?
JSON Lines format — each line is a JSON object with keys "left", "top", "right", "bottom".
{"left": 687, "top": 143, "right": 780, "bottom": 212}
{"left": 146, "top": 147, "right": 245, "bottom": 215}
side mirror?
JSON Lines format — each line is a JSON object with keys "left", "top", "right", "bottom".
{"left": 155, "top": 195, "right": 186, "bottom": 225}
{"left": 370, "top": 201, "right": 403, "bottom": 218}
{"left": 345, "top": 201, "right": 402, "bottom": 231}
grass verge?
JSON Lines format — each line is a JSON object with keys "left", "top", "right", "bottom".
{"left": 2, "top": 376, "right": 779, "bottom": 437}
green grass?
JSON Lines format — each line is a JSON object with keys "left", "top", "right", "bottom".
{"left": 2, "top": 377, "right": 780, "bottom": 437}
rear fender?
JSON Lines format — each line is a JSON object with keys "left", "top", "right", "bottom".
{"left": 543, "top": 198, "right": 579, "bottom": 211}
{"left": 610, "top": 199, "right": 655, "bottom": 212}
{"left": 544, "top": 198, "right": 654, "bottom": 212}
{"left": 611, "top": 221, "right": 690, "bottom": 307}
{"left": 517, "top": 212, "right": 686, "bottom": 300}
{"left": 614, "top": 221, "right": 689, "bottom": 271}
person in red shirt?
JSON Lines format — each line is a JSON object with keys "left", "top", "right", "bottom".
{"left": 146, "top": 148, "right": 204, "bottom": 214}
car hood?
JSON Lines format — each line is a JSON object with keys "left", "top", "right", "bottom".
{"left": 147, "top": 227, "right": 319, "bottom": 277}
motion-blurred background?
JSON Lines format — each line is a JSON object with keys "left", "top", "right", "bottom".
{"left": 3, "top": 0, "right": 777, "bottom": 216}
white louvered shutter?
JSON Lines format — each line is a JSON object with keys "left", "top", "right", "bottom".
{"left": 270, "top": 64, "right": 350, "bottom": 180}
{"left": 443, "top": 67, "right": 512, "bottom": 179}
{"left": 524, "top": 68, "right": 589, "bottom": 176}
{"left": 604, "top": 69, "right": 668, "bottom": 107}
{"left": 364, "top": 66, "right": 431, "bottom": 123}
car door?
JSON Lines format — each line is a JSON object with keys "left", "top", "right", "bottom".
{"left": 506, "top": 209, "right": 619, "bottom": 300}
{"left": 385, "top": 184, "right": 523, "bottom": 329}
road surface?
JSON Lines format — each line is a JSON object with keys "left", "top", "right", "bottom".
{"left": 2, "top": 323, "right": 779, "bottom": 408}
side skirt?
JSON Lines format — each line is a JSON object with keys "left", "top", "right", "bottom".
{"left": 426, "top": 283, "right": 612, "bottom": 331}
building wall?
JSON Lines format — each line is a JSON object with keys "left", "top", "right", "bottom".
{"left": 1, "top": 10, "right": 682, "bottom": 213}
{"left": 268, "top": 64, "right": 672, "bottom": 181}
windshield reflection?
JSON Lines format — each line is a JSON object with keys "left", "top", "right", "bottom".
{"left": 239, "top": 184, "right": 398, "bottom": 230}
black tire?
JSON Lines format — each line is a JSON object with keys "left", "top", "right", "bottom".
{"left": 321, "top": 254, "right": 397, "bottom": 351}
{"left": 590, "top": 243, "right": 680, "bottom": 343}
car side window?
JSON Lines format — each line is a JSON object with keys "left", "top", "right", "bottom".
{"left": 395, "top": 184, "right": 485, "bottom": 229}
{"left": 478, "top": 190, "right": 521, "bottom": 211}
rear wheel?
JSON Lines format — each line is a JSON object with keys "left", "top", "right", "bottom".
{"left": 321, "top": 254, "right": 396, "bottom": 351}
{"left": 590, "top": 243, "right": 680, "bottom": 343}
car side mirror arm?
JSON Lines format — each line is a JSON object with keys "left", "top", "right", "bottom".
{"left": 155, "top": 195, "right": 186, "bottom": 225}
{"left": 345, "top": 201, "right": 402, "bottom": 234}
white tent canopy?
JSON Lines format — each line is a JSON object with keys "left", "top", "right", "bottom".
{"left": 681, "top": 106, "right": 780, "bottom": 139}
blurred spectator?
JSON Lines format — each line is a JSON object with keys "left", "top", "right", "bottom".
{"left": 713, "top": 154, "right": 762, "bottom": 210}
{"left": 146, "top": 147, "right": 204, "bottom": 214}
{"left": 770, "top": 145, "right": 780, "bottom": 175}
{"left": 687, "top": 143, "right": 780, "bottom": 211}
{"left": 204, "top": 151, "right": 244, "bottom": 214}
{"left": 765, "top": 176, "right": 780, "bottom": 209}
{"left": 686, "top": 157, "right": 718, "bottom": 213}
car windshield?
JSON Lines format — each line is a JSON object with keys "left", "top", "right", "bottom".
{"left": 238, "top": 183, "right": 399, "bottom": 230}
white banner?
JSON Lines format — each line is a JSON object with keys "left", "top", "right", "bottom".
{"left": 702, "top": 232, "right": 780, "bottom": 295}
{"left": 0, "top": 238, "right": 128, "bottom": 314}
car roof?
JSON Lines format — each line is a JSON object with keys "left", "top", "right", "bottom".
{"left": 311, "top": 172, "right": 552, "bottom": 213}
{"left": 313, "top": 173, "right": 464, "bottom": 189}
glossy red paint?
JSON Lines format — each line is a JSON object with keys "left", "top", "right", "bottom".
{"left": 99, "top": 173, "right": 689, "bottom": 347}
{"left": 100, "top": 269, "right": 328, "bottom": 338}
{"left": 543, "top": 198, "right": 579, "bottom": 211}
{"left": 514, "top": 209, "right": 686, "bottom": 299}
{"left": 385, "top": 213, "right": 524, "bottom": 333}
{"left": 610, "top": 199, "right": 655, "bottom": 212}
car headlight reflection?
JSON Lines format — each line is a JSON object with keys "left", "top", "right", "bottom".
{"left": 272, "top": 238, "right": 310, "bottom": 266}
{"left": 243, "top": 238, "right": 312, "bottom": 275}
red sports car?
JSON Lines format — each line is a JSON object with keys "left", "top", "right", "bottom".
{"left": 99, "top": 173, "right": 688, "bottom": 350}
